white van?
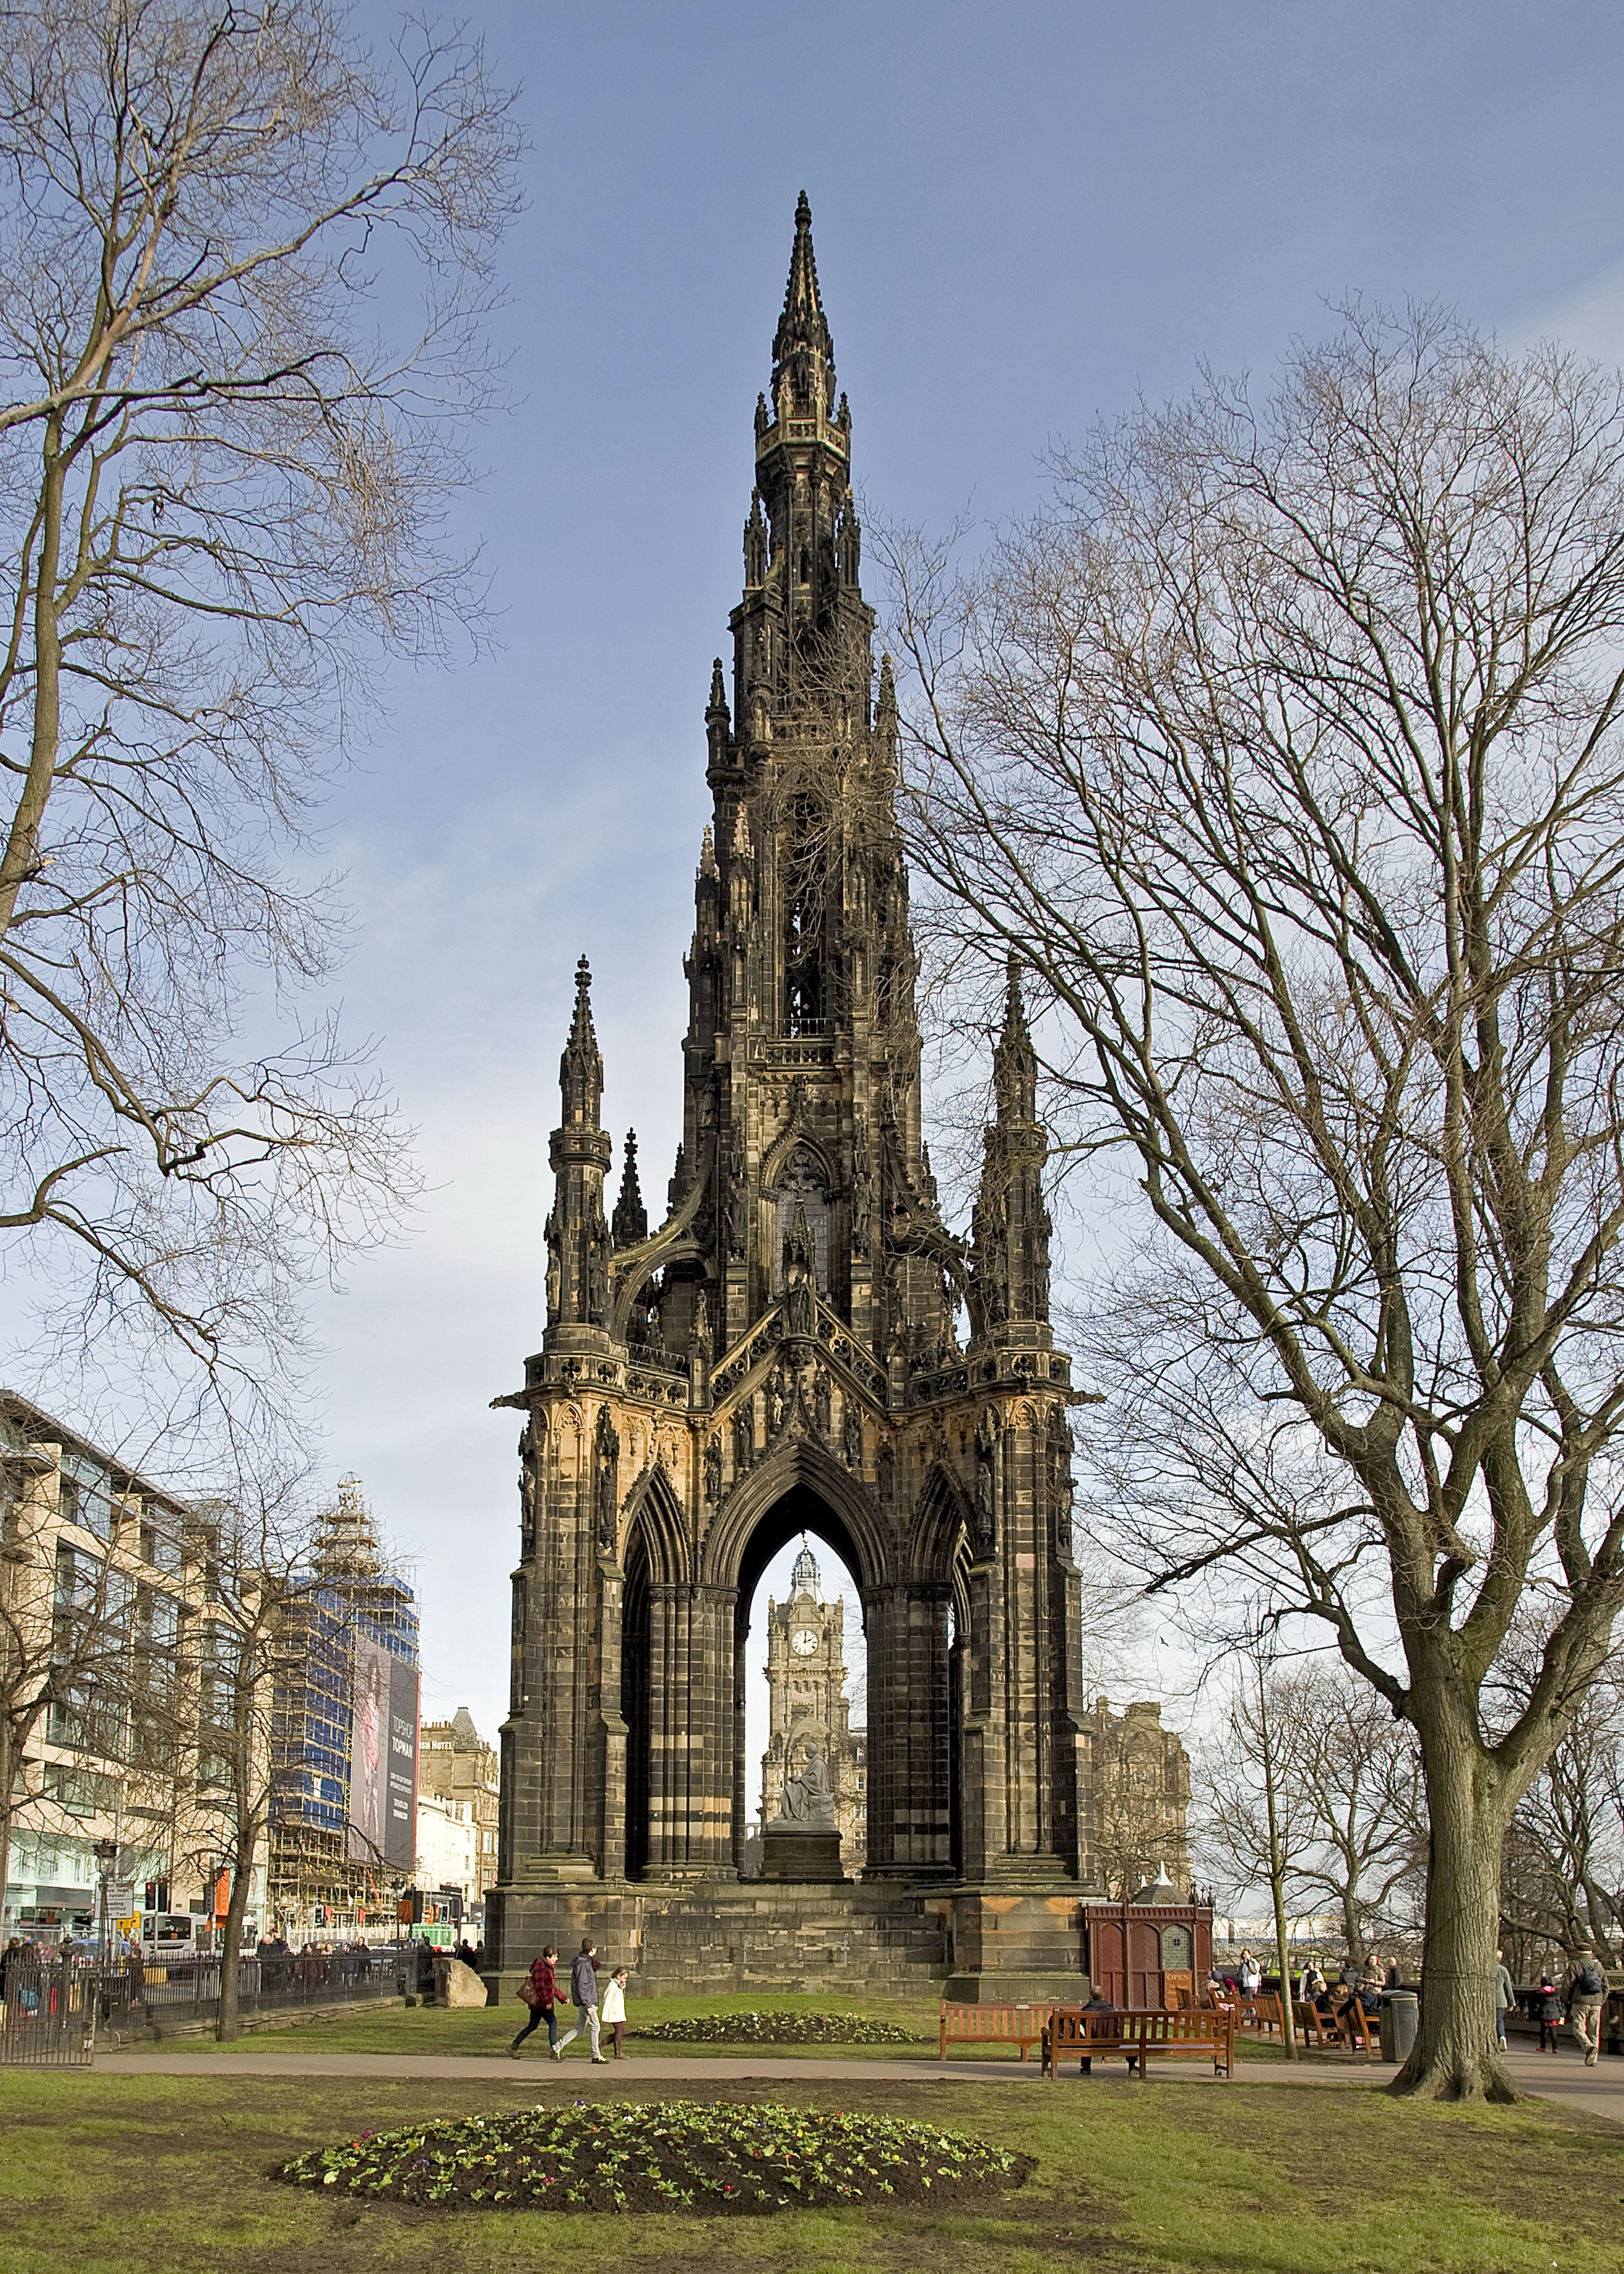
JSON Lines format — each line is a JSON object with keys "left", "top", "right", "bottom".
{"left": 139, "top": 1912, "right": 199, "bottom": 1960}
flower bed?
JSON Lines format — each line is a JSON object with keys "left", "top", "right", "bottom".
{"left": 629, "top": 2008, "right": 929, "bottom": 2045}
{"left": 272, "top": 2098, "right": 1032, "bottom": 2215}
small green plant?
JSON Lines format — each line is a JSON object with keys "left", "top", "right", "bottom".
{"left": 271, "top": 2098, "right": 1030, "bottom": 2215}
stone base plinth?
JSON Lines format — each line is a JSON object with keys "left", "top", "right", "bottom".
{"left": 941, "top": 1884, "right": 1093, "bottom": 2002}
{"left": 759, "top": 1824, "right": 845, "bottom": 1882}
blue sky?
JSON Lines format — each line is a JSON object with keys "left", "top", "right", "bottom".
{"left": 33, "top": 1, "right": 1624, "bottom": 1750}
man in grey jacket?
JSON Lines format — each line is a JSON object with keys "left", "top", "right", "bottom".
{"left": 553, "top": 1938, "right": 605, "bottom": 2062}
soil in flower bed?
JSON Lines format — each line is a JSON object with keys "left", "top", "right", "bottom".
{"left": 629, "top": 2007, "right": 929, "bottom": 2046}
{"left": 270, "top": 2096, "right": 1033, "bottom": 2215}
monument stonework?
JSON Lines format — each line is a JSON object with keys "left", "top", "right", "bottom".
{"left": 488, "top": 197, "right": 1092, "bottom": 1999}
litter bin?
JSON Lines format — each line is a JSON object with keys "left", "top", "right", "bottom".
{"left": 1380, "top": 1991, "right": 1417, "bottom": 2065}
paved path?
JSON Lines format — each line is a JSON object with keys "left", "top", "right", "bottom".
{"left": 85, "top": 2043, "right": 1624, "bottom": 2127}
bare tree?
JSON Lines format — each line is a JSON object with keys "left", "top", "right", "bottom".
{"left": 888, "top": 307, "right": 1624, "bottom": 2098}
{"left": 0, "top": 2, "right": 520, "bottom": 1425}
{"left": 1199, "top": 1649, "right": 1311, "bottom": 2057}
{"left": 1495, "top": 1636, "right": 1624, "bottom": 1973}
{"left": 1276, "top": 1662, "right": 1424, "bottom": 1966}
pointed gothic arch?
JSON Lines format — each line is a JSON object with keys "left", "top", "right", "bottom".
{"left": 701, "top": 1435, "right": 891, "bottom": 1596}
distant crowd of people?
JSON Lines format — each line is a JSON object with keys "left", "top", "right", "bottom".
{"left": 1202, "top": 1941, "right": 1615, "bottom": 2062}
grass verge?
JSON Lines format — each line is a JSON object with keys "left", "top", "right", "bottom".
{"left": 1, "top": 2063, "right": 1620, "bottom": 2273}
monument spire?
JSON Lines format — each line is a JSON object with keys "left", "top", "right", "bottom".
{"left": 544, "top": 954, "right": 611, "bottom": 1331}
{"left": 771, "top": 190, "right": 837, "bottom": 419}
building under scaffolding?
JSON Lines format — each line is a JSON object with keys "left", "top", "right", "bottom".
{"left": 267, "top": 1477, "right": 420, "bottom": 1937}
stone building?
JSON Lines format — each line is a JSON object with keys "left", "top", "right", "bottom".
{"left": 1078, "top": 1698, "right": 1193, "bottom": 1898}
{"left": 757, "top": 1542, "right": 866, "bottom": 1872}
{"left": 420, "top": 1705, "right": 500, "bottom": 1908}
{"left": 0, "top": 1391, "right": 270, "bottom": 1940}
{"left": 488, "top": 197, "right": 1102, "bottom": 1998}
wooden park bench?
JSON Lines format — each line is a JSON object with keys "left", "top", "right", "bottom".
{"left": 938, "top": 2000, "right": 1053, "bottom": 2062}
{"left": 1042, "top": 2005, "right": 1235, "bottom": 2080}
{"left": 1136, "top": 2007, "right": 1235, "bottom": 2077}
{"left": 1042, "top": 2007, "right": 1130, "bottom": 2075}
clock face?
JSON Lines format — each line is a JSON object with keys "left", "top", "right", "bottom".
{"left": 790, "top": 1627, "right": 819, "bottom": 1656}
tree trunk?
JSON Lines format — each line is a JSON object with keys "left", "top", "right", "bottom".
{"left": 215, "top": 1855, "right": 255, "bottom": 2042}
{"left": 1391, "top": 1726, "right": 1517, "bottom": 2101}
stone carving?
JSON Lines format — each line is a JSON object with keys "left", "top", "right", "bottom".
{"left": 704, "top": 1433, "right": 722, "bottom": 1505}
{"left": 593, "top": 1404, "right": 621, "bottom": 1554}
{"left": 973, "top": 1409, "right": 999, "bottom": 1557}
{"left": 852, "top": 1117, "right": 873, "bottom": 1248}
{"left": 813, "top": 1367, "right": 832, "bottom": 1439}
{"left": 843, "top": 1403, "right": 863, "bottom": 1474}
{"left": 727, "top": 1125, "right": 747, "bottom": 1258}
{"left": 692, "top": 1284, "right": 710, "bottom": 1353}
{"left": 776, "top": 1743, "right": 837, "bottom": 1828}
{"left": 732, "top": 1404, "right": 753, "bottom": 1476}
{"left": 544, "top": 1212, "right": 561, "bottom": 1320}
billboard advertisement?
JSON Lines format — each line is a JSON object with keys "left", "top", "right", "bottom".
{"left": 347, "top": 1636, "right": 419, "bottom": 1873}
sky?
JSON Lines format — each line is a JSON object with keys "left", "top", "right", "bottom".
{"left": 18, "top": 0, "right": 1624, "bottom": 1759}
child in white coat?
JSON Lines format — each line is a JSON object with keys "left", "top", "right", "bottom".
{"left": 601, "top": 1966, "right": 631, "bottom": 2058}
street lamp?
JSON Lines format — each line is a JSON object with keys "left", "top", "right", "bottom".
{"left": 92, "top": 1836, "right": 118, "bottom": 1964}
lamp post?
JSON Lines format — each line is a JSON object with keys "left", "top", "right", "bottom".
{"left": 92, "top": 1836, "right": 118, "bottom": 1963}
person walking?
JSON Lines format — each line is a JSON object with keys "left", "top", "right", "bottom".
{"left": 1537, "top": 1974, "right": 1563, "bottom": 2052}
{"left": 1237, "top": 1949, "right": 1262, "bottom": 1999}
{"left": 509, "top": 1944, "right": 558, "bottom": 2059}
{"left": 1564, "top": 1947, "right": 1609, "bottom": 2067}
{"left": 553, "top": 1938, "right": 605, "bottom": 2062}
{"left": 601, "top": 1966, "right": 631, "bottom": 2058}
{"left": 1494, "top": 1950, "right": 1515, "bottom": 2053}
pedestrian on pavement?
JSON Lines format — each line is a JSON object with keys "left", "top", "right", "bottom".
{"left": 1564, "top": 1947, "right": 1609, "bottom": 2067}
{"left": 601, "top": 1966, "right": 631, "bottom": 2058}
{"left": 1537, "top": 1974, "right": 1562, "bottom": 2052}
{"left": 553, "top": 1938, "right": 605, "bottom": 2062}
{"left": 509, "top": 1943, "right": 558, "bottom": 2059}
{"left": 1237, "top": 1948, "right": 1262, "bottom": 1998}
{"left": 1494, "top": 1950, "right": 1515, "bottom": 2052}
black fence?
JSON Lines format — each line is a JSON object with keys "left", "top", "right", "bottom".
{"left": 129, "top": 1950, "right": 402, "bottom": 2032}
{"left": 0, "top": 1958, "right": 101, "bottom": 2067}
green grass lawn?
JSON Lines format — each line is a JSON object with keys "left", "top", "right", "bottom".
{"left": 2, "top": 2064, "right": 1619, "bottom": 2274}
{"left": 163, "top": 1986, "right": 954, "bottom": 2059}
{"left": 154, "top": 1986, "right": 1351, "bottom": 2065}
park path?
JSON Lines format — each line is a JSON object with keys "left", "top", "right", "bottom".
{"left": 87, "top": 2041, "right": 1624, "bottom": 2127}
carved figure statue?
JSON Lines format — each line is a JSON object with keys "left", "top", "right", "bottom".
{"left": 813, "top": 1367, "right": 832, "bottom": 1439}
{"left": 843, "top": 1404, "right": 864, "bottom": 1474}
{"left": 733, "top": 1404, "right": 753, "bottom": 1475}
{"left": 704, "top": 1433, "right": 722, "bottom": 1505}
{"left": 692, "top": 1284, "right": 710, "bottom": 1352}
{"left": 593, "top": 1404, "right": 621, "bottom": 1554}
{"left": 778, "top": 1744, "right": 837, "bottom": 1828}
{"left": 727, "top": 1125, "right": 747, "bottom": 1258}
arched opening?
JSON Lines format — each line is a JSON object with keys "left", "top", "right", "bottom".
{"left": 623, "top": 1524, "right": 652, "bottom": 1880}
{"left": 740, "top": 1510, "right": 868, "bottom": 1877}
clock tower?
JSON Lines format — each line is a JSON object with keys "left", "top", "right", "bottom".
{"left": 760, "top": 1542, "right": 866, "bottom": 1870}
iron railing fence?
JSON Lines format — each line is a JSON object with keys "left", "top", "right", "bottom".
{"left": 2, "top": 1950, "right": 402, "bottom": 2059}
{"left": 132, "top": 1950, "right": 402, "bottom": 2023}
{"left": 0, "top": 1958, "right": 100, "bottom": 2067}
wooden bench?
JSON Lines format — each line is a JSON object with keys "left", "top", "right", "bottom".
{"left": 1136, "top": 2007, "right": 1235, "bottom": 2076}
{"left": 1042, "top": 2006, "right": 1235, "bottom": 2080}
{"left": 1042, "top": 2007, "right": 1130, "bottom": 2074}
{"left": 938, "top": 2000, "right": 1053, "bottom": 2062}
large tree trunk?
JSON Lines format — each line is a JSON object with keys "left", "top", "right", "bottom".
{"left": 1391, "top": 1721, "right": 1516, "bottom": 2101}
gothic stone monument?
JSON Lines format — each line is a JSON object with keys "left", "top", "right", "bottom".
{"left": 488, "top": 196, "right": 1089, "bottom": 2000}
